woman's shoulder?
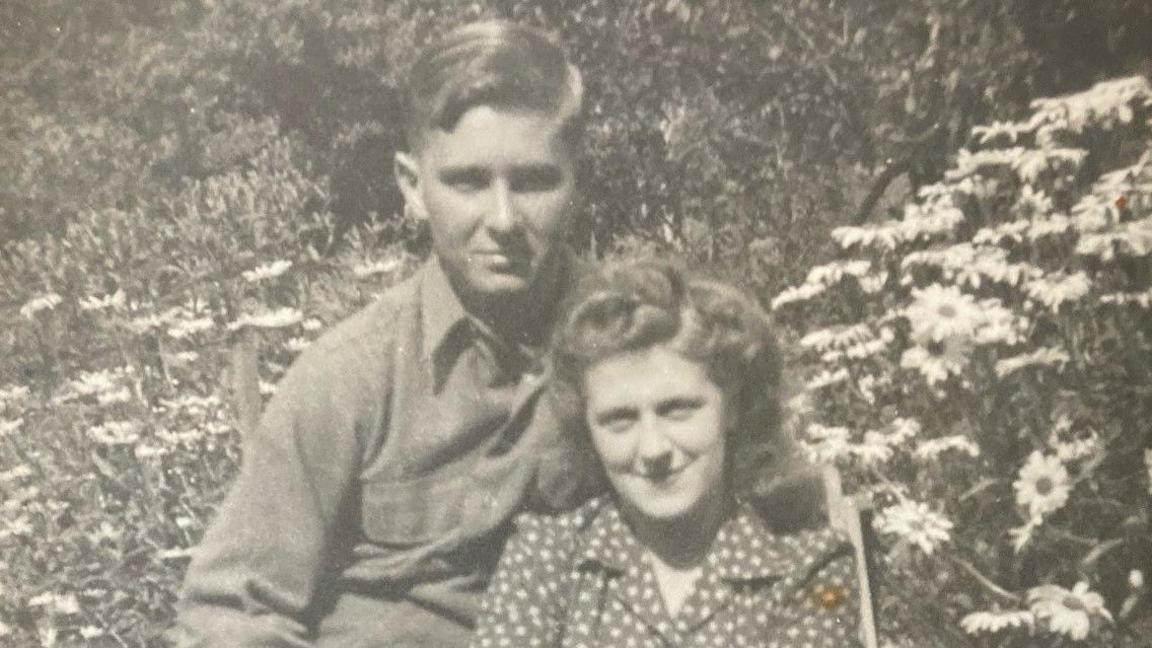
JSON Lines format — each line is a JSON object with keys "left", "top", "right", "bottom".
{"left": 506, "top": 496, "right": 615, "bottom": 559}
{"left": 714, "top": 500, "right": 853, "bottom": 594}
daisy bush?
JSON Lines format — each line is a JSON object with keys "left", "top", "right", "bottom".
{"left": 773, "top": 76, "right": 1152, "bottom": 646}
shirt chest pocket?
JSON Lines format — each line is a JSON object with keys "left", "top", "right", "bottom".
{"left": 359, "top": 472, "right": 469, "bottom": 546}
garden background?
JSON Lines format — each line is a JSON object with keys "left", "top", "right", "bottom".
{"left": 2, "top": 1, "right": 1151, "bottom": 646}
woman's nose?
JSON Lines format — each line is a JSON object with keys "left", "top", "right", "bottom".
{"left": 635, "top": 419, "right": 674, "bottom": 472}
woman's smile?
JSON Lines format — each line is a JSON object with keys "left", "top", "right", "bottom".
{"left": 583, "top": 345, "right": 733, "bottom": 524}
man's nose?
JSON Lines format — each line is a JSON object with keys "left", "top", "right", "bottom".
{"left": 485, "top": 181, "right": 517, "bottom": 233}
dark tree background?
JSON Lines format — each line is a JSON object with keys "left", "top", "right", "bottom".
{"left": 4, "top": 0, "right": 1150, "bottom": 289}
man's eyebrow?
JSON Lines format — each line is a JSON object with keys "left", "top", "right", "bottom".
{"left": 438, "top": 165, "right": 489, "bottom": 179}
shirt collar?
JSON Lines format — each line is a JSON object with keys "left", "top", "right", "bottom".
{"left": 419, "top": 256, "right": 470, "bottom": 365}
{"left": 574, "top": 499, "right": 645, "bottom": 573}
{"left": 418, "top": 249, "right": 586, "bottom": 388}
{"left": 574, "top": 498, "right": 845, "bottom": 581}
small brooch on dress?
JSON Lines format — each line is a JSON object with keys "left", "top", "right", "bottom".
{"left": 810, "top": 584, "right": 848, "bottom": 610}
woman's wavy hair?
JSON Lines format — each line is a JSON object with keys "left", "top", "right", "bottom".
{"left": 551, "top": 258, "right": 795, "bottom": 501}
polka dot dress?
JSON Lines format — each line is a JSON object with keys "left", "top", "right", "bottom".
{"left": 472, "top": 497, "right": 861, "bottom": 647}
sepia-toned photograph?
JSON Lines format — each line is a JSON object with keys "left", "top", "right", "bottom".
{"left": 2, "top": 2, "right": 1151, "bottom": 646}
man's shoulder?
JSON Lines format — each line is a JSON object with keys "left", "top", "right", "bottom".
{"left": 274, "top": 272, "right": 425, "bottom": 395}
{"left": 305, "top": 272, "right": 422, "bottom": 358}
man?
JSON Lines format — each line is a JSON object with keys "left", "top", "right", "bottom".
{"left": 176, "top": 21, "right": 587, "bottom": 647}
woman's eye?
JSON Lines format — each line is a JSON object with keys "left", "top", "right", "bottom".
{"left": 659, "top": 399, "right": 702, "bottom": 420}
{"left": 595, "top": 411, "right": 636, "bottom": 432}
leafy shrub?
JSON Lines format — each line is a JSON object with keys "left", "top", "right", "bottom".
{"left": 772, "top": 76, "right": 1152, "bottom": 646}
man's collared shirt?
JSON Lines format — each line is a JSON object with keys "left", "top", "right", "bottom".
{"left": 177, "top": 256, "right": 584, "bottom": 648}
{"left": 473, "top": 496, "right": 861, "bottom": 648}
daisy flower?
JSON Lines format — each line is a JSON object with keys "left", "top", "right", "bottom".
{"left": 995, "top": 346, "right": 1070, "bottom": 378}
{"left": 0, "top": 464, "right": 33, "bottom": 484}
{"left": 913, "top": 435, "right": 980, "bottom": 461}
{"left": 285, "top": 336, "right": 312, "bottom": 353}
{"left": 805, "top": 367, "right": 850, "bottom": 391}
{"left": 79, "top": 289, "right": 126, "bottom": 312}
{"left": 960, "top": 609, "right": 1034, "bottom": 635}
{"left": 1027, "top": 582, "right": 1112, "bottom": 641}
{"left": 242, "top": 259, "right": 293, "bottom": 283}
{"left": 1013, "top": 451, "right": 1071, "bottom": 520}
{"left": 876, "top": 498, "right": 954, "bottom": 555}
{"left": 228, "top": 307, "right": 304, "bottom": 331}
{"left": 0, "top": 418, "right": 22, "bottom": 436}
{"left": 900, "top": 337, "right": 972, "bottom": 386}
{"left": 804, "top": 259, "right": 872, "bottom": 288}
{"left": 830, "top": 222, "right": 903, "bottom": 251}
{"left": 19, "top": 292, "right": 62, "bottom": 319}
{"left": 352, "top": 257, "right": 403, "bottom": 278}
{"left": 887, "top": 417, "right": 922, "bottom": 444}
{"left": 167, "top": 316, "right": 214, "bottom": 339}
{"left": 973, "top": 119, "right": 1033, "bottom": 144}
{"left": 802, "top": 423, "right": 851, "bottom": 464}
{"left": 0, "top": 384, "right": 30, "bottom": 409}
{"left": 1015, "top": 184, "right": 1054, "bottom": 215}
{"left": 1023, "top": 272, "right": 1091, "bottom": 313}
{"left": 904, "top": 284, "right": 983, "bottom": 345}
{"left": 848, "top": 430, "right": 894, "bottom": 466}
{"left": 88, "top": 421, "right": 142, "bottom": 446}
{"left": 770, "top": 282, "right": 825, "bottom": 310}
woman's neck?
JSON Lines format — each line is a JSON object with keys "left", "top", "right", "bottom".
{"left": 626, "top": 501, "right": 730, "bottom": 569}
{"left": 620, "top": 497, "right": 732, "bottom": 616}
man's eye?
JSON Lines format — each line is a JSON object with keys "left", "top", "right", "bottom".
{"left": 509, "top": 167, "right": 562, "bottom": 193}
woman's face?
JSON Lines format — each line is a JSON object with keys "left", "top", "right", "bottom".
{"left": 583, "top": 345, "right": 734, "bottom": 525}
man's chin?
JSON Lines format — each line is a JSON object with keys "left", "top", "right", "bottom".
{"left": 465, "top": 271, "right": 535, "bottom": 299}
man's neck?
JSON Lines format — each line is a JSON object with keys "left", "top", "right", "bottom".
{"left": 460, "top": 254, "right": 566, "bottom": 347}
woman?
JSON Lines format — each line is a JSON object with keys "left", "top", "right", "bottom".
{"left": 472, "top": 260, "right": 861, "bottom": 647}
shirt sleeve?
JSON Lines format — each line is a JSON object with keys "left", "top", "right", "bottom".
{"left": 174, "top": 345, "right": 376, "bottom": 648}
{"left": 470, "top": 514, "right": 570, "bottom": 648}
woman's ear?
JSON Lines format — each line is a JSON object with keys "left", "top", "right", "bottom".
{"left": 394, "top": 151, "right": 428, "bottom": 220}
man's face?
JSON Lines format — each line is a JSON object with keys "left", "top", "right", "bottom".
{"left": 396, "top": 106, "right": 576, "bottom": 303}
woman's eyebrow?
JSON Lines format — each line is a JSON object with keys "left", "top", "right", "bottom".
{"left": 657, "top": 396, "right": 705, "bottom": 410}
{"left": 593, "top": 405, "right": 637, "bottom": 421}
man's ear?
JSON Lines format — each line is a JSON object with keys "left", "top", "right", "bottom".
{"left": 394, "top": 151, "right": 428, "bottom": 220}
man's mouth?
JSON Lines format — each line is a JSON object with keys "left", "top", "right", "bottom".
{"left": 472, "top": 250, "right": 529, "bottom": 271}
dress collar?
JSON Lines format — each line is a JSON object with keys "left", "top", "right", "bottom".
{"left": 574, "top": 497, "right": 845, "bottom": 582}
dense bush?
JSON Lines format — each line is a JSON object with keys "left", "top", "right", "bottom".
{"left": 772, "top": 76, "right": 1152, "bottom": 646}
